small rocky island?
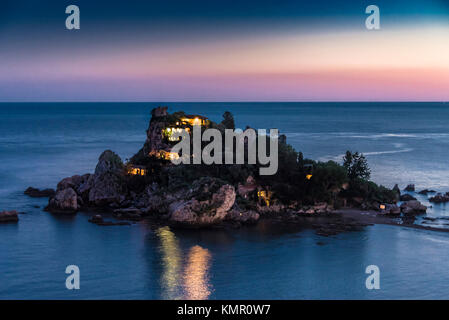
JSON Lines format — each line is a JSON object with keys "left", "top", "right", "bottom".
{"left": 16, "top": 106, "right": 437, "bottom": 234}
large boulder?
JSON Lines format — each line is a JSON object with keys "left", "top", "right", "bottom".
{"left": 0, "top": 210, "right": 19, "bottom": 223}
{"left": 113, "top": 207, "right": 142, "bottom": 221}
{"left": 404, "top": 184, "right": 415, "bottom": 192}
{"left": 54, "top": 174, "right": 92, "bottom": 207}
{"left": 46, "top": 188, "right": 78, "bottom": 213}
{"left": 400, "top": 200, "right": 427, "bottom": 215}
{"left": 56, "top": 174, "right": 90, "bottom": 193}
{"left": 94, "top": 150, "right": 124, "bottom": 175}
{"left": 167, "top": 181, "right": 236, "bottom": 225}
{"left": 212, "top": 185, "right": 236, "bottom": 217}
{"left": 48, "top": 150, "right": 127, "bottom": 210}
{"left": 87, "top": 172, "right": 126, "bottom": 207}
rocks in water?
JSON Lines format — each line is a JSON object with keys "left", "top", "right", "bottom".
{"left": 400, "top": 194, "right": 417, "bottom": 201}
{"left": 45, "top": 188, "right": 78, "bottom": 214}
{"left": 418, "top": 189, "right": 436, "bottom": 195}
{"left": 46, "top": 150, "right": 126, "bottom": 214}
{"left": 401, "top": 215, "right": 416, "bottom": 225}
{"left": 429, "top": 192, "right": 449, "bottom": 203}
{"left": 88, "top": 214, "right": 131, "bottom": 226}
{"left": 113, "top": 208, "right": 143, "bottom": 221}
{"left": 24, "top": 187, "right": 55, "bottom": 198}
{"left": 0, "top": 210, "right": 19, "bottom": 223}
{"left": 89, "top": 214, "right": 104, "bottom": 224}
{"left": 46, "top": 146, "right": 258, "bottom": 226}
{"left": 400, "top": 200, "right": 427, "bottom": 215}
{"left": 314, "top": 218, "right": 370, "bottom": 237}
{"left": 404, "top": 184, "right": 415, "bottom": 192}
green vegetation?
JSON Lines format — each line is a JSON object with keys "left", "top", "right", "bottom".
{"left": 221, "top": 111, "right": 235, "bottom": 129}
{"left": 343, "top": 151, "right": 371, "bottom": 181}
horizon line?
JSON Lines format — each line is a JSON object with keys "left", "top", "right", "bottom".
{"left": 1, "top": 101, "right": 449, "bottom": 104}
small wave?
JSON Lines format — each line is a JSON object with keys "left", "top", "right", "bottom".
{"left": 284, "top": 132, "right": 449, "bottom": 140}
{"left": 363, "top": 148, "right": 414, "bottom": 156}
{"left": 318, "top": 148, "right": 414, "bottom": 162}
{"left": 422, "top": 236, "right": 449, "bottom": 245}
{"left": 342, "top": 133, "right": 417, "bottom": 139}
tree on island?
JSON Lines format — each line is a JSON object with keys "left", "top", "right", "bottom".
{"left": 221, "top": 111, "right": 235, "bottom": 130}
{"left": 343, "top": 151, "right": 371, "bottom": 181}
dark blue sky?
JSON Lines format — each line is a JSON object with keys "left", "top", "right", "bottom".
{"left": 2, "top": 0, "right": 447, "bottom": 27}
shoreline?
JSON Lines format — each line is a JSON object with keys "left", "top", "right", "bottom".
{"left": 337, "top": 208, "right": 449, "bottom": 234}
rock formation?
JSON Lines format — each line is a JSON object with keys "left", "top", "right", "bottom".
{"left": 47, "top": 188, "right": 78, "bottom": 213}
{"left": 400, "top": 194, "right": 417, "bottom": 201}
{"left": 167, "top": 178, "right": 237, "bottom": 225}
{"left": 0, "top": 210, "right": 19, "bottom": 223}
{"left": 46, "top": 150, "right": 126, "bottom": 213}
{"left": 429, "top": 192, "right": 449, "bottom": 203}
{"left": 24, "top": 187, "right": 55, "bottom": 198}
{"left": 418, "top": 189, "right": 436, "bottom": 195}
{"left": 43, "top": 106, "right": 403, "bottom": 228}
{"left": 400, "top": 200, "right": 427, "bottom": 215}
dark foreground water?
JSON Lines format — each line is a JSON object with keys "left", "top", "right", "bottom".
{"left": 1, "top": 102, "right": 449, "bottom": 299}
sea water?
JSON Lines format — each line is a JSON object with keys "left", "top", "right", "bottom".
{"left": 1, "top": 102, "right": 449, "bottom": 299}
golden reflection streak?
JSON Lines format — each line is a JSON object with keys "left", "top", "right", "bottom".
{"left": 156, "top": 226, "right": 183, "bottom": 300}
{"left": 183, "top": 245, "right": 213, "bottom": 300}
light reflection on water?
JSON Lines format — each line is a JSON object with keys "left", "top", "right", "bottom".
{"left": 156, "top": 226, "right": 183, "bottom": 299}
{"left": 156, "top": 227, "right": 212, "bottom": 300}
{"left": 183, "top": 245, "right": 212, "bottom": 300}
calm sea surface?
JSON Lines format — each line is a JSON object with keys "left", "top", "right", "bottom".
{"left": 1, "top": 102, "right": 449, "bottom": 299}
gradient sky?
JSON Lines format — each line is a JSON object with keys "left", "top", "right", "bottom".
{"left": 1, "top": 0, "right": 449, "bottom": 101}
